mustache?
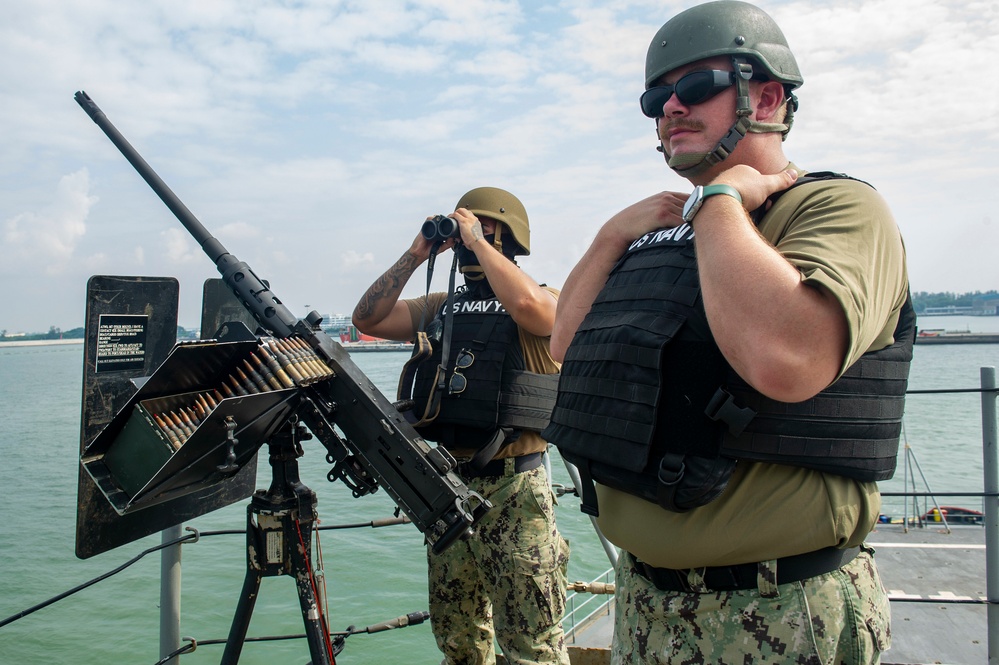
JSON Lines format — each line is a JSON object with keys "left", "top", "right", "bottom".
{"left": 658, "top": 118, "right": 704, "bottom": 141}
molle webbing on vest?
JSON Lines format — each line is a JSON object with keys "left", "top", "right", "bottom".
{"left": 545, "top": 230, "right": 700, "bottom": 471}
{"left": 550, "top": 309, "right": 679, "bottom": 471}
{"left": 717, "top": 297, "right": 915, "bottom": 481}
{"left": 499, "top": 371, "right": 560, "bottom": 432}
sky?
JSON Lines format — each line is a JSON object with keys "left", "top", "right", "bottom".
{"left": 2, "top": 0, "right": 997, "bottom": 334}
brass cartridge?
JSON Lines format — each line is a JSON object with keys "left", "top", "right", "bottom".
{"left": 181, "top": 405, "right": 201, "bottom": 427}
{"left": 255, "top": 346, "right": 296, "bottom": 388}
{"left": 167, "top": 410, "right": 194, "bottom": 439}
{"left": 250, "top": 352, "right": 284, "bottom": 390}
{"left": 234, "top": 367, "right": 261, "bottom": 394}
{"left": 226, "top": 374, "right": 249, "bottom": 397}
{"left": 289, "top": 337, "right": 333, "bottom": 379}
{"left": 241, "top": 359, "right": 272, "bottom": 392}
{"left": 266, "top": 341, "right": 306, "bottom": 384}
{"left": 194, "top": 394, "right": 211, "bottom": 418}
{"left": 273, "top": 339, "right": 312, "bottom": 381}
{"left": 153, "top": 413, "right": 183, "bottom": 451}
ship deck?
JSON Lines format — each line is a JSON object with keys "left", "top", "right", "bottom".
{"left": 871, "top": 522, "right": 987, "bottom": 664}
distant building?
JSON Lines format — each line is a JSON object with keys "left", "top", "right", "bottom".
{"left": 923, "top": 300, "right": 999, "bottom": 316}
{"left": 923, "top": 306, "right": 977, "bottom": 315}
{"left": 973, "top": 296, "right": 999, "bottom": 315}
{"left": 324, "top": 313, "right": 352, "bottom": 332}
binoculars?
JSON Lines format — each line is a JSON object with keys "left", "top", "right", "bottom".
{"left": 421, "top": 215, "right": 459, "bottom": 243}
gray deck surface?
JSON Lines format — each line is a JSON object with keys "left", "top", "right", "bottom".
{"left": 564, "top": 523, "right": 989, "bottom": 665}
{"left": 870, "top": 522, "right": 987, "bottom": 665}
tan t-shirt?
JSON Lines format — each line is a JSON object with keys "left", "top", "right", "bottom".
{"left": 594, "top": 171, "right": 909, "bottom": 568}
{"left": 404, "top": 286, "right": 560, "bottom": 459}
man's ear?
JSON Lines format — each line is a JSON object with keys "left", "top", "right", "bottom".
{"left": 755, "top": 80, "right": 787, "bottom": 122}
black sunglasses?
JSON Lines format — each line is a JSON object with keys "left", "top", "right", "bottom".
{"left": 640, "top": 70, "right": 737, "bottom": 118}
{"left": 448, "top": 350, "right": 475, "bottom": 395}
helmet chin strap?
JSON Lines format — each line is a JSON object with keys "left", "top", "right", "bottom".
{"left": 660, "top": 56, "right": 792, "bottom": 179}
{"left": 664, "top": 116, "right": 751, "bottom": 178}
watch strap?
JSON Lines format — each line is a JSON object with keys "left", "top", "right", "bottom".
{"left": 701, "top": 184, "right": 742, "bottom": 204}
{"left": 682, "top": 183, "right": 744, "bottom": 224}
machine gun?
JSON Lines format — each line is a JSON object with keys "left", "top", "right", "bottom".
{"left": 74, "top": 91, "right": 489, "bottom": 555}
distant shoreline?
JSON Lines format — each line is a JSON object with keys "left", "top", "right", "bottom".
{"left": 0, "top": 338, "right": 415, "bottom": 351}
{"left": 0, "top": 338, "right": 85, "bottom": 348}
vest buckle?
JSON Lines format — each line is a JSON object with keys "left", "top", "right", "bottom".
{"left": 705, "top": 388, "right": 756, "bottom": 436}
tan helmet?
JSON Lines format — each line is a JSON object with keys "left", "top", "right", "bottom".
{"left": 454, "top": 187, "right": 530, "bottom": 256}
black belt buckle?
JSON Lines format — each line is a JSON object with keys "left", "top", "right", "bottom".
{"left": 639, "top": 560, "right": 692, "bottom": 593}
{"left": 705, "top": 565, "right": 746, "bottom": 591}
{"left": 637, "top": 559, "right": 754, "bottom": 592}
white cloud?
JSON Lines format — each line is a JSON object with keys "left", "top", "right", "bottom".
{"left": 2, "top": 169, "right": 96, "bottom": 275}
{"left": 162, "top": 227, "right": 200, "bottom": 263}
{"left": 340, "top": 250, "right": 376, "bottom": 271}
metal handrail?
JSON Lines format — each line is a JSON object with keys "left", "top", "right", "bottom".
{"left": 980, "top": 367, "right": 998, "bottom": 660}
{"left": 562, "top": 569, "right": 615, "bottom": 642}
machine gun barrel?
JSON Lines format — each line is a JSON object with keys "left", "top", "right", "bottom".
{"left": 74, "top": 91, "right": 488, "bottom": 552}
{"left": 74, "top": 90, "right": 299, "bottom": 338}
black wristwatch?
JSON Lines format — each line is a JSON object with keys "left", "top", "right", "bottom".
{"left": 681, "top": 184, "right": 743, "bottom": 224}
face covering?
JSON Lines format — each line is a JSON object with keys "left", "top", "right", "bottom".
{"left": 456, "top": 229, "right": 520, "bottom": 294}
{"left": 456, "top": 234, "right": 492, "bottom": 282}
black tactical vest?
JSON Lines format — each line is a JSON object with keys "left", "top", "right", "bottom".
{"left": 543, "top": 174, "right": 914, "bottom": 515}
{"left": 409, "top": 289, "right": 559, "bottom": 450}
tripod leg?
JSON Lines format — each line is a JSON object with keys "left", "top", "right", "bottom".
{"left": 221, "top": 566, "right": 263, "bottom": 664}
{"left": 221, "top": 423, "right": 336, "bottom": 664}
{"left": 291, "top": 532, "right": 333, "bottom": 665}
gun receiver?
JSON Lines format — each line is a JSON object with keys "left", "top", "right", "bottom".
{"left": 74, "top": 90, "right": 489, "bottom": 553}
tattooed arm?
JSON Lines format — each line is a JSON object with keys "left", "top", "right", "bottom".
{"left": 351, "top": 229, "right": 454, "bottom": 341}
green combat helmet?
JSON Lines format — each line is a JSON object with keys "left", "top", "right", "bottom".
{"left": 645, "top": 0, "right": 802, "bottom": 177}
{"left": 454, "top": 186, "right": 530, "bottom": 257}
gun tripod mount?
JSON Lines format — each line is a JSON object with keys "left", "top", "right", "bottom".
{"left": 222, "top": 417, "right": 342, "bottom": 665}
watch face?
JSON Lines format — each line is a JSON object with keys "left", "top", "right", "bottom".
{"left": 682, "top": 187, "right": 702, "bottom": 223}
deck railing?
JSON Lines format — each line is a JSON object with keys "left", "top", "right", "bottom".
{"left": 562, "top": 569, "right": 615, "bottom": 643}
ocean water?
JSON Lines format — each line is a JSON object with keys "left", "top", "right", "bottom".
{"left": 0, "top": 315, "right": 997, "bottom": 664}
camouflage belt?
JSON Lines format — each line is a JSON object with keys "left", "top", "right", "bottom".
{"left": 632, "top": 546, "right": 860, "bottom": 592}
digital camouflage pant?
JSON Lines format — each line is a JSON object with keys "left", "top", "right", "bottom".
{"left": 427, "top": 462, "right": 571, "bottom": 665}
{"left": 611, "top": 546, "right": 891, "bottom": 664}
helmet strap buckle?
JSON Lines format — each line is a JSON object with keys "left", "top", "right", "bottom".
{"left": 732, "top": 57, "right": 754, "bottom": 118}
